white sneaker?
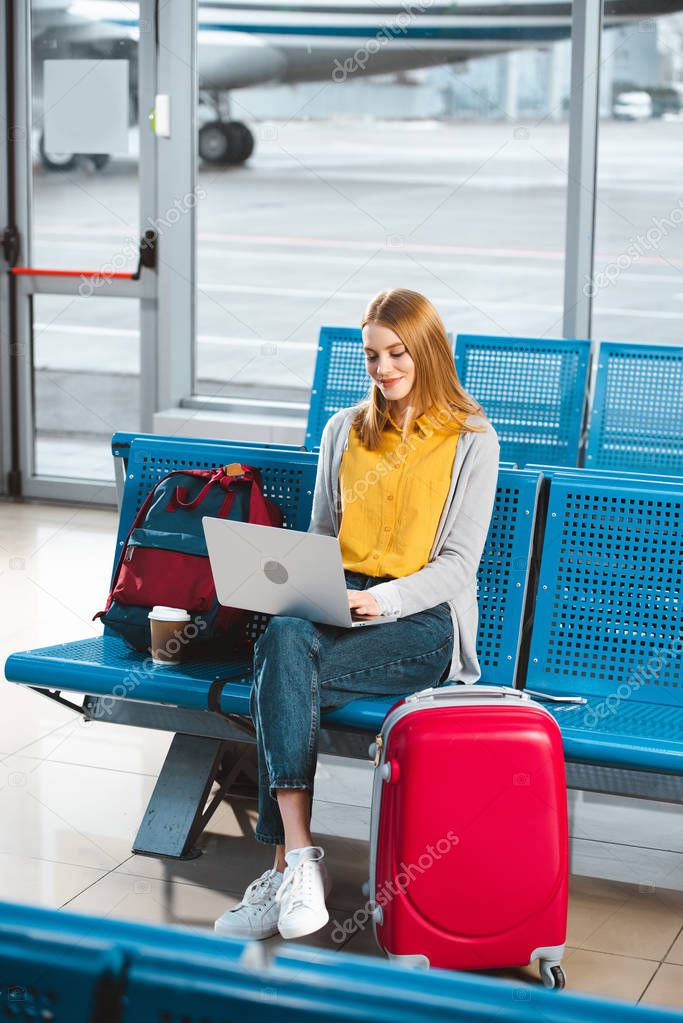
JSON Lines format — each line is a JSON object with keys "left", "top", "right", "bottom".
{"left": 276, "top": 845, "right": 332, "bottom": 940}
{"left": 214, "top": 866, "right": 284, "bottom": 940}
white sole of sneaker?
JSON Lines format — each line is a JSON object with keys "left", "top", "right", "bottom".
{"left": 277, "top": 903, "right": 330, "bottom": 941}
{"left": 214, "top": 920, "right": 279, "bottom": 941}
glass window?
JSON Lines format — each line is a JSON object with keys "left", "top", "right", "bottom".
{"left": 194, "top": 14, "right": 574, "bottom": 403}
{"left": 32, "top": 295, "right": 140, "bottom": 481}
{"left": 593, "top": 11, "right": 683, "bottom": 344}
{"left": 31, "top": 2, "right": 140, "bottom": 273}
{"left": 26, "top": 3, "right": 143, "bottom": 488}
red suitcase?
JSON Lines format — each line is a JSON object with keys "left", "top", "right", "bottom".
{"left": 367, "top": 685, "right": 568, "bottom": 989}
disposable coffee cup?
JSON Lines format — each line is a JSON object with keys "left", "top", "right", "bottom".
{"left": 148, "top": 606, "right": 191, "bottom": 666}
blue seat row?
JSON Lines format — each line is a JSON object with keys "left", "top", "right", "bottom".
{"left": 305, "top": 327, "right": 592, "bottom": 467}
{"left": 303, "top": 328, "right": 682, "bottom": 475}
{"left": 1, "top": 898, "right": 681, "bottom": 1023}
{"left": 5, "top": 435, "right": 539, "bottom": 856}
{"left": 125, "top": 330, "right": 679, "bottom": 477}
{"left": 6, "top": 437, "right": 539, "bottom": 725}
{"left": 5, "top": 430, "right": 683, "bottom": 864}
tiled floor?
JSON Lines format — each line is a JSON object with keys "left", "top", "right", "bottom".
{"left": 1, "top": 498, "right": 682, "bottom": 1009}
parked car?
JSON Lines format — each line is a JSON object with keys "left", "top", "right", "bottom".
{"left": 613, "top": 91, "right": 653, "bottom": 120}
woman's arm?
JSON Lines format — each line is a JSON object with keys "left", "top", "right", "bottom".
{"left": 364, "top": 425, "right": 500, "bottom": 618}
{"left": 307, "top": 415, "right": 337, "bottom": 537}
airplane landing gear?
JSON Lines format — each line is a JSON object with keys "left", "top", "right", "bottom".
{"left": 198, "top": 119, "right": 254, "bottom": 166}
{"left": 198, "top": 90, "right": 254, "bottom": 166}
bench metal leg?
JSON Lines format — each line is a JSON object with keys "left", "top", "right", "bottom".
{"left": 133, "top": 734, "right": 257, "bottom": 860}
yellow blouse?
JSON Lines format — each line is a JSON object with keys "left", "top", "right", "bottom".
{"left": 338, "top": 407, "right": 461, "bottom": 578}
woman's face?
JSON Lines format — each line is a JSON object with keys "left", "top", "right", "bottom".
{"left": 362, "top": 321, "right": 416, "bottom": 407}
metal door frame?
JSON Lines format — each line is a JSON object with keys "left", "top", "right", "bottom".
{"left": 0, "top": 0, "right": 196, "bottom": 504}
{"left": 1, "top": 0, "right": 15, "bottom": 498}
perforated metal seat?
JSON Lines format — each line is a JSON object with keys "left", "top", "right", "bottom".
{"left": 3, "top": 634, "right": 403, "bottom": 732}
{"left": 0, "top": 900, "right": 246, "bottom": 1023}
{"left": 454, "top": 334, "right": 591, "bottom": 467}
{"left": 543, "top": 699, "right": 683, "bottom": 773}
{"left": 305, "top": 326, "right": 369, "bottom": 449}
{"left": 527, "top": 474, "right": 683, "bottom": 774}
{"left": 586, "top": 342, "right": 683, "bottom": 475}
{"left": 305, "top": 326, "right": 460, "bottom": 450}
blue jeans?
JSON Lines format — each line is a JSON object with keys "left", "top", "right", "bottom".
{"left": 249, "top": 569, "right": 454, "bottom": 845}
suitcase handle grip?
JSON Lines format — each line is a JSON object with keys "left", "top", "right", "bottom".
{"left": 406, "top": 685, "right": 586, "bottom": 706}
{"left": 405, "top": 684, "right": 524, "bottom": 703}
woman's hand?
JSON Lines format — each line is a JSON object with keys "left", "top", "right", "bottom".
{"left": 347, "top": 589, "right": 381, "bottom": 617}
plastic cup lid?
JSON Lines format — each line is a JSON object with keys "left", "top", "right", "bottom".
{"left": 148, "top": 606, "right": 191, "bottom": 622}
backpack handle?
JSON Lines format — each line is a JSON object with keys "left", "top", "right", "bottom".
{"left": 171, "top": 463, "right": 275, "bottom": 526}
{"left": 217, "top": 465, "right": 276, "bottom": 526}
{"left": 172, "top": 469, "right": 224, "bottom": 511}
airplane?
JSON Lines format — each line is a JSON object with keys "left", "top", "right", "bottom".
{"left": 31, "top": 0, "right": 683, "bottom": 169}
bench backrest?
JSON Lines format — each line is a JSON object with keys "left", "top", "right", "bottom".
{"left": 306, "top": 326, "right": 368, "bottom": 449}
{"left": 476, "top": 468, "right": 541, "bottom": 687}
{"left": 455, "top": 334, "right": 591, "bottom": 468}
{"left": 272, "top": 945, "right": 683, "bottom": 1022}
{"left": 0, "top": 926, "right": 125, "bottom": 1023}
{"left": 119, "top": 440, "right": 318, "bottom": 542}
{"left": 306, "top": 326, "right": 456, "bottom": 450}
{"left": 112, "top": 433, "right": 302, "bottom": 460}
{"left": 586, "top": 341, "right": 683, "bottom": 475}
{"left": 527, "top": 474, "right": 683, "bottom": 706}
{"left": 526, "top": 464, "right": 683, "bottom": 486}
{"left": 115, "top": 439, "right": 319, "bottom": 648}
{"left": 116, "top": 437, "right": 540, "bottom": 687}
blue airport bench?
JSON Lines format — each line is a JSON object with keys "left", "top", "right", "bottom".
{"left": 3, "top": 899, "right": 683, "bottom": 1021}
{"left": 454, "top": 334, "right": 591, "bottom": 468}
{"left": 525, "top": 471, "right": 683, "bottom": 792}
{"left": 4, "top": 436, "right": 539, "bottom": 858}
{"left": 585, "top": 342, "right": 683, "bottom": 475}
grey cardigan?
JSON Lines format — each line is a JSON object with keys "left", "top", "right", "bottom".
{"left": 307, "top": 405, "right": 501, "bottom": 684}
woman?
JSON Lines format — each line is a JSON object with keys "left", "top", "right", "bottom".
{"left": 214, "top": 288, "right": 500, "bottom": 943}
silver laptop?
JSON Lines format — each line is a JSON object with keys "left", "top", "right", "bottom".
{"left": 203, "top": 517, "right": 397, "bottom": 628}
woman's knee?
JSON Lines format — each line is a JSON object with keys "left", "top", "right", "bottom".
{"left": 252, "top": 615, "right": 319, "bottom": 702}
{"left": 254, "top": 614, "right": 317, "bottom": 657}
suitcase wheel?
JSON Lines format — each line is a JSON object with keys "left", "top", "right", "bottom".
{"left": 540, "top": 961, "right": 566, "bottom": 990}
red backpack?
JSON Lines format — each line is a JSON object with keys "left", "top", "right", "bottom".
{"left": 95, "top": 462, "right": 282, "bottom": 653}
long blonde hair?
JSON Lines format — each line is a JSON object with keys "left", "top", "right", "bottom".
{"left": 352, "top": 288, "right": 487, "bottom": 449}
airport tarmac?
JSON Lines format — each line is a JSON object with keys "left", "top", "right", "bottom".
{"left": 24, "top": 118, "right": 683, "bottom": 480}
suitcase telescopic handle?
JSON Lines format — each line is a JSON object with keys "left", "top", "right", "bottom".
{"left": 406, "top": 685, "right": 586, "bottom": 705}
